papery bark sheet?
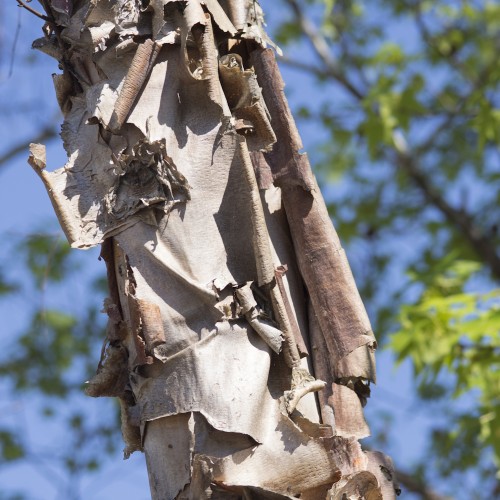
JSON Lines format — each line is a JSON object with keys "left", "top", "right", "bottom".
{"left": 30, "top": 0, "right": 397, "bottom": 498}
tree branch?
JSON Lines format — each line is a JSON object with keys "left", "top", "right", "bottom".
{"left": 0, "top": 126, "right": 58, "bottom": 171}
{"left": 15, "top": 0, "right": 52, "bottom": 21}
{"left": 278, "top": 55, "right": 331, "bottom": 79}
{"left": 396, "top": 150, "right": 500, "bottom": 279}
{"left": 396, "top": 469, "right": 452, "bottom": 500}
{"left": 283, "top": 0, "right": 364, "bottom": 100}
{"left": 283, "top": 0, "right": 500, "bottom": 280}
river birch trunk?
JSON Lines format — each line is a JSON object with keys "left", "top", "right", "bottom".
{"left": 27, "top": 0, "right": 398, "bottom": 498}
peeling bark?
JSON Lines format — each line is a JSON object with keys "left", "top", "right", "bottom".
{"left": 28, "top": 1, "right": 394, "bottom": 498}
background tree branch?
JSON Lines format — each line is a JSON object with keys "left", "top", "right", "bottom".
{"left": 0, "top": 126, "right": 57, "bottom": 171}
{"left": 282, "top": 0, "right": 500, "bottom": 280}
{"left": 396, "top": 470, "right": 452, "bottom": 500}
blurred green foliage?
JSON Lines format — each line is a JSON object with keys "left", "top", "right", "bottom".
{"left": 391, "top": 259, "right": 500, "bottom": 477}
{"left": 0, "top": 233, "right": 120, "bottom": 496}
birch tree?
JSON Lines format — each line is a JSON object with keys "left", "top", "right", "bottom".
{"left": 20, "top": 0, "right": 396, "bottom": 497}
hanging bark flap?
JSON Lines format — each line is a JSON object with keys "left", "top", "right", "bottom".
{"left": 250, "top": 150, "right": 274, "bottom": 190}
{"left": 219, "top": 52, "right": 276, "bottom": 152}
{"left": 336, "top": 341, "right": 377, "bottom": 383}
{"left": 329, "top": 383, "right": 370, "bottom": 440}
{"left": 29, "top": 94, "right": 154, "bottom": 248}
{"left": 250, "top": 48, "right": 315, "bottom": 190}
{"left": 250, "top": 47, "right": 376, "bottom": 365}
{"left": 120, "top": 398, "right": 143, "bottom": 459}
{"left": 275, "top": 265, "right": 308, "bottom": 357}
{"left": 130, "top": 322, "right": 276, "bottom": 445}
{"left": 212, "top": 412, "right": 341, "bottom": 497}
{"left": 85, "top": 343, "right": 129, "bottom": 397}
{"left": 143, "top": 414, "right": 193, "bottom": 498}
{"left": 277, "top": 183, "right": 376, "bottom": 363}
{"left": 235, "top": 283, "right": 283, "bottom": 354}
{"left": 135, "top": 299, "right": 167, "bottom": 353}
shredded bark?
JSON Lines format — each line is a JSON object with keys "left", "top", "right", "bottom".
{"left": 28, "top": 1, "right": 393, "bottom": 497}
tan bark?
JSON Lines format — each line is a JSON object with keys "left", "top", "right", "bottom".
{"left": 27, "top": 1, "right": 396, "bottom": 498}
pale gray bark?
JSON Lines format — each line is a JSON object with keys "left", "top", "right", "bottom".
{"left": 25, "top": 1, "right": 396, "bottom": 498}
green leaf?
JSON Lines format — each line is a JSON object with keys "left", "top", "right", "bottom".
{"left": 0, "top": 430, "right": 24, "bottom": 461}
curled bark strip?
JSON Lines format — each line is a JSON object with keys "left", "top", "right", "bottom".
{"left": 218, "top": 0, "right": 249, "bottom": 30}
{"left": 250, "top": 150, "right": 274, "bottom": 189}
{"left": 219, "top": 53, "right": 276, "bottom": 151}
{"left": 329, "top": 383, "right": 370, "bottom": 440}
{"left": 201, "top": 1, "right": 237, "bottom": 34}
{"left": 250, "top": 48, "right": 315, "bottom": 191}
{"left": 239, "top": 138, "right": 325, "bottom": 412}
{"left": 284, "top": 367, "right": 326, "bottom": 414}
{"left": 128, "top": 295, "right": 154, "bottom": 367}
{"left": 136, "top": 299, "right": 166, "bottom": 354}
{"left": 238, "top": 138, "right": 298, "bottom": 368}
{"left": 252, "top": 48, "right": 375, "bottom": 364}
{"left": 85, "top": 343, "right": 129, "bottom": 398}
{"left": 109, "top": 39, "right": 161, "bottom": 132}
{"left": 235, "top": 284, "right": 283, "bottom": 354}
{"left": 275, "top": 265, "right": 308, "bottom": 357}
{"left": 197, "top": 13, "right": 226, "bottom": 109}
{"left": 307, "top": 300, "right": 336, "bottom": 428}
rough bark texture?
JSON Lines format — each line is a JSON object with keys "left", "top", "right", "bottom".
{"left": 28, "top": 1, "right": 396, "bottom": 498}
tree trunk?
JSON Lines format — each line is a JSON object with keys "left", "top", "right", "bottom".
{"left": 27, "top": 1, "right": 397, "bottom": 498}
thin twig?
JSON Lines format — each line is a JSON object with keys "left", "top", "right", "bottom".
{"left": 7, "top": 6, "right": 22, "bottom": 79}
{"left": 15, "top": 0, "right": 52, "bottom": 22}
{"left": 396, "top": 150, "right": 500, "bottom": 279}
{"left": 283, "top": 0, "right": 364, "bottom": 100}
{"left": 396, "top": 470, "right": 452, "bottom": 500}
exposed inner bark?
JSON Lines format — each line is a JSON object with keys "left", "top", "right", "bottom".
{"left": 28, "top": 1, "right": 396, "bottom": 498}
